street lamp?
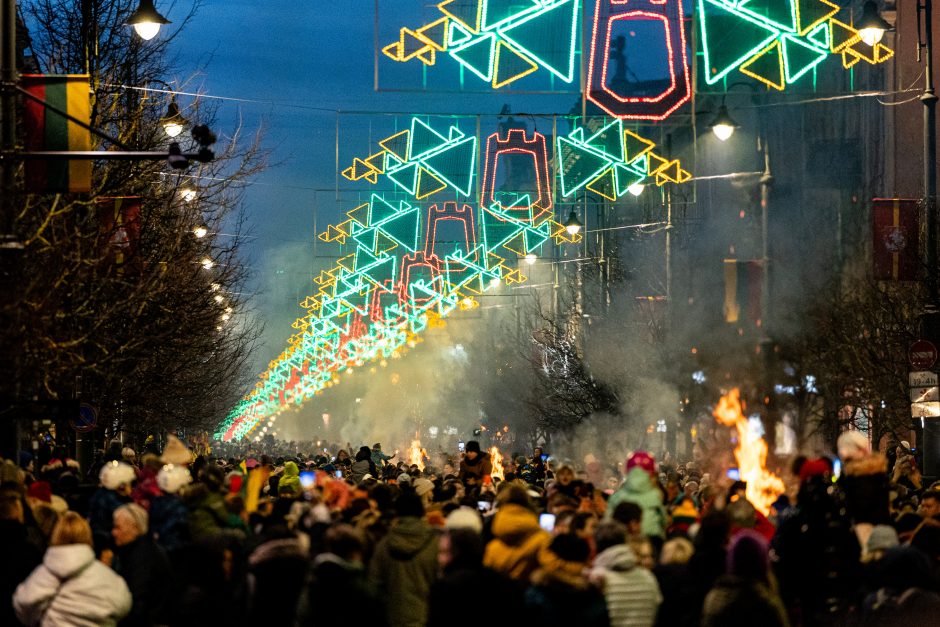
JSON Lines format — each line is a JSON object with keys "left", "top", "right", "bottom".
{"left": 160, "top": 100, "right": 186, "bottom": 138}
{"left": 125, "top": 0, "right": 171, "bottom": 41}
{"left": 192, "top": 225, "right": 208, "bottom": 239}
{"left": 710, "top": 104, "right": 740, "bottom": 142}
{"left": 627, "top": 182, "right": 645, "bottom": 196}
{"left": 564, "top": 209, "right": 583, "bottom": 235}
{"left": 856, "top": 1, "right": 893, "bottom": 47}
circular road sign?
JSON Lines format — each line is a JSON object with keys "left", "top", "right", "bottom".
{"left": 909, "top": 339, "right": 938, "bottom": 370}
{"left": 70, "top": 403, "right": 97, "bottom": 433}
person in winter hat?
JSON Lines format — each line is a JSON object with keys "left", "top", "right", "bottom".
{"left": 590, "top": 520, "right": 661, "bottom": 627}
{"left": 14, "top": 511, "right": 131, "bottom": 626}
{"left": 368, "top": 491, "right": 439, "bottom": 627}
{"left": 606, "top": 452, "right": 666, "bottom": 540}
{"left": 701, "top": 529, "right": 789, "bottom": 627}
{"left": 88, "top": 461, "right": 136, "bottom": 553}
{"left": 111, "top": 503, "right": 172, "bottom": 627}
{"left": 837, "top": 430, "right": 890, "bottom": 529}
{"left": 458, "top": 440, "right": 493, "bottom": 487}
{"left": 150, "top": 464, "right": 192, "bottom": 555}
{"left": 159, "top": 434, "right": 193, "bottom": 466}
{"left": 483, "top": 484, "right": 552, "bottom": 582}
{"left": 524, "top": 533, "right": 611, "bottom": 627}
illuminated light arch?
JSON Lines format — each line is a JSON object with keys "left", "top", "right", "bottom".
{"left": 586, "top": 0, "right": 692, "bottom": 121}
{"left": 481, "top": 129, "right": 553, "bottom": 224}
{"left": 383, "top": 0, "right": 581, "bottom": 90}
{"left": 698, "top": 0, "right": 893, "bottom": 90}
{"left": 215, "top": 116, "right": 584, "bottom": 442}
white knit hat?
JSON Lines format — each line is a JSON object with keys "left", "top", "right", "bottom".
{"left": 157, "top": 464, "right": 192, "bottom": 494}
{"left": 99, "top": 461, "right": 136, "bottom": 490}
{"left": 445, "top": 506, "right": 483, "bottom": 533}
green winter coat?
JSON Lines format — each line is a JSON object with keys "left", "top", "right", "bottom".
{"left": 605, "top": 467, "right": 667, "bottom": 539}
{"left": 368, "top": 516, "right": 439, "bottom": 627}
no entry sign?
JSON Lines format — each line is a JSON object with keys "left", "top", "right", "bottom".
{"left": 909, "top": 340, "right": 939, "bottom": 370}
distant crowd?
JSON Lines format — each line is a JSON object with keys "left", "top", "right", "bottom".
{"left": 1, "top": 430, "right": 939, "bottom": 626}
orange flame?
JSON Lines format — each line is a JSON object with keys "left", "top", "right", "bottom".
{"left": 713, "top": 388, "right": 784, "bottom": 516}
{"left": 408, "top": 436, "right": 427, "bottom": 470}
{"left": 489, "top": 446, "right": 504, "bottom": 481}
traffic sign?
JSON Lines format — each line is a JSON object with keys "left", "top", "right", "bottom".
{"left": 909, "top": 340, "right": 938, "bottom": 370}
{"left": 911, "top": 386, "right": 940, "bottom": 403}
{"left": 70, "top": 403, "right": 97, "bottom": 432}
{"left": 910, "top": 371, "right": 939, "bottom": 387}
{"left": 912, "top": 401, "right": 940, "bottom": 418}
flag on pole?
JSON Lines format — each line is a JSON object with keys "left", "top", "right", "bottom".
{"left": 872, "top": 198, "right": 919, "bottom": 281}
{"left": 723, "top": 259, "right": 763, "bottom": 324}
{"left": 97, "top": 197, "right": 141, "bottom": 269}
{"left": 21, "top": 74, "right": 92, "bottom": 193}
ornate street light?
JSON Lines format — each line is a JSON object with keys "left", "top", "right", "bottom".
{"left": 564, "top": 209, "right": 582, "bottom": 235}
{"left": 856, "top": 1, "right": 893, "bottom": 47}
{"left": 125, "top": 0, "right": 171, "bottom": 41}
{"left": 710, "top": 104, "right": 740, "bottom": 142}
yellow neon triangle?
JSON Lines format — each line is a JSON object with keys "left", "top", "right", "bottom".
{"left": 586, "top": 168, "right": 618, "bottom": 201}
{"left": 379, "top": 129, "right": 410, "bottom": 162}
{"left": 416, "top": 168, "right": 447, "bottom": 199}
{"left": 740, "top": 41, "right": 785, "bottom": 91}
{"left": 492, "top": 41, "right": 538, "bottom": 89}
{"left": 382, "top": 41, "right": 404, "bottom": 61}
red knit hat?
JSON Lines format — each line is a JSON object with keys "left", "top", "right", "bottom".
{"left": 626, "top": 451, "right": 656, "bottom": 476}
{"left": 799, "top": 458, "right": 830, "bottom": 482}
{"left": 27, "top": 481, "right": 52, "bottom": 503}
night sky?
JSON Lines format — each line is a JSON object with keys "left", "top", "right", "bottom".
{"left": 171, "top": 0, "right": 580, "bottom": 373}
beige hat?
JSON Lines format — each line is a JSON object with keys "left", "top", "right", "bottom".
{"left": 160, "top": 435, "right": 193, "bottom": 465}
{"left": 413, "top": 477, "right": 434, "bottom": 497}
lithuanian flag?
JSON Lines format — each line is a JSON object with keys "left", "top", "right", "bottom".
{"left": 21, "top": 74, "right": 92, "bottom": 193}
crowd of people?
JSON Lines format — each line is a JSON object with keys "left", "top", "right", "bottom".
{"left": 1, "top": 430, "right": 939, "bottom": 627}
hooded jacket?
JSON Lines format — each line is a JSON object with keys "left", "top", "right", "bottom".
{"left": 368, "top": 516, "right": 439, "bottom": 627}
{"left": 591, "top": 544, "right": 662, "bottom": 627}
{"left": 483, "top": 503, "right": 551, "bottom": 581}
{"left": 14, "top": 544, "right": 132, "bottom": 627}
{"left": 606, "top": 468, "right": 666, "bottom": 539}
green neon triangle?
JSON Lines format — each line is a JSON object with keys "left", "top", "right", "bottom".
{"left": 377, "top": 206, "right": 420, "bottom": 252}
{"left": 419, "top": 135, "right": 477, "bottom": 197}
{"left": 782, "top": 34, "right": 827, "bottom": 82}
{"left": 482, "top": 205, "right": 526, "bottom": 252}
{"left": 387, "top": 162, "right": 418, "bottom": 195}
{"left": 353, "top": 227, "right": 377, "bottom": 252}
{"left": 449, "top": 33, "right": 496, "bottom": 82}
{"left": 448, "top": 20, "right": 474, "bottom": 46}
{"left": 497, "top": 0, "right": 579, "bottom": 82}
{"left": 737, "top": 0, "right": 797, "bottom": 32}
{"left": 556, "top": 135, "right": 615, "bottom": 197}
{"left": 481, "top": 0, "right": 540, "bottom": 31}
{"left": 523, "top": 225, "right": 549, "bottom": 253}
{"left": 409, "top": 118, "right": 449, "bottom": 160}
{"left": 370, "top": 194, "right": 403, "bottom": 225}
{"left": 795, "top": 0, "right": 838, "bottom": 35}
{"left": 614, "top": 163, "right": 646, "bottom": 196}
{"left": 805, "top": 21, "right": 830, "bottom": 50}
{"left": 699, "top": 0, "right": 781, "bottom": 84}
{"left": 585, "top": 119, "right": 625, "bottom": 162}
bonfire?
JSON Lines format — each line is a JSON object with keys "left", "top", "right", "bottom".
{"left": 713, "top": 388, "right": 785, "bottom": 516}
{"left": 408, "top": 436, "right": 427, "bottom": 470}
{"left": 489, "top": 446, "right": 504, "bottom": 481}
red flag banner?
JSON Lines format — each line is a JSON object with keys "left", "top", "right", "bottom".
{"left": 97, "top": 197, "right": 142, "bottom": 269}
{"left": 872, "top": 198, "right": 919, "bottom": 281}
{"left": 723, "top": 259, "right": 763, "bottom": 325}
{"left": 21, "top": 74, "right": 92, "bottom": 193}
